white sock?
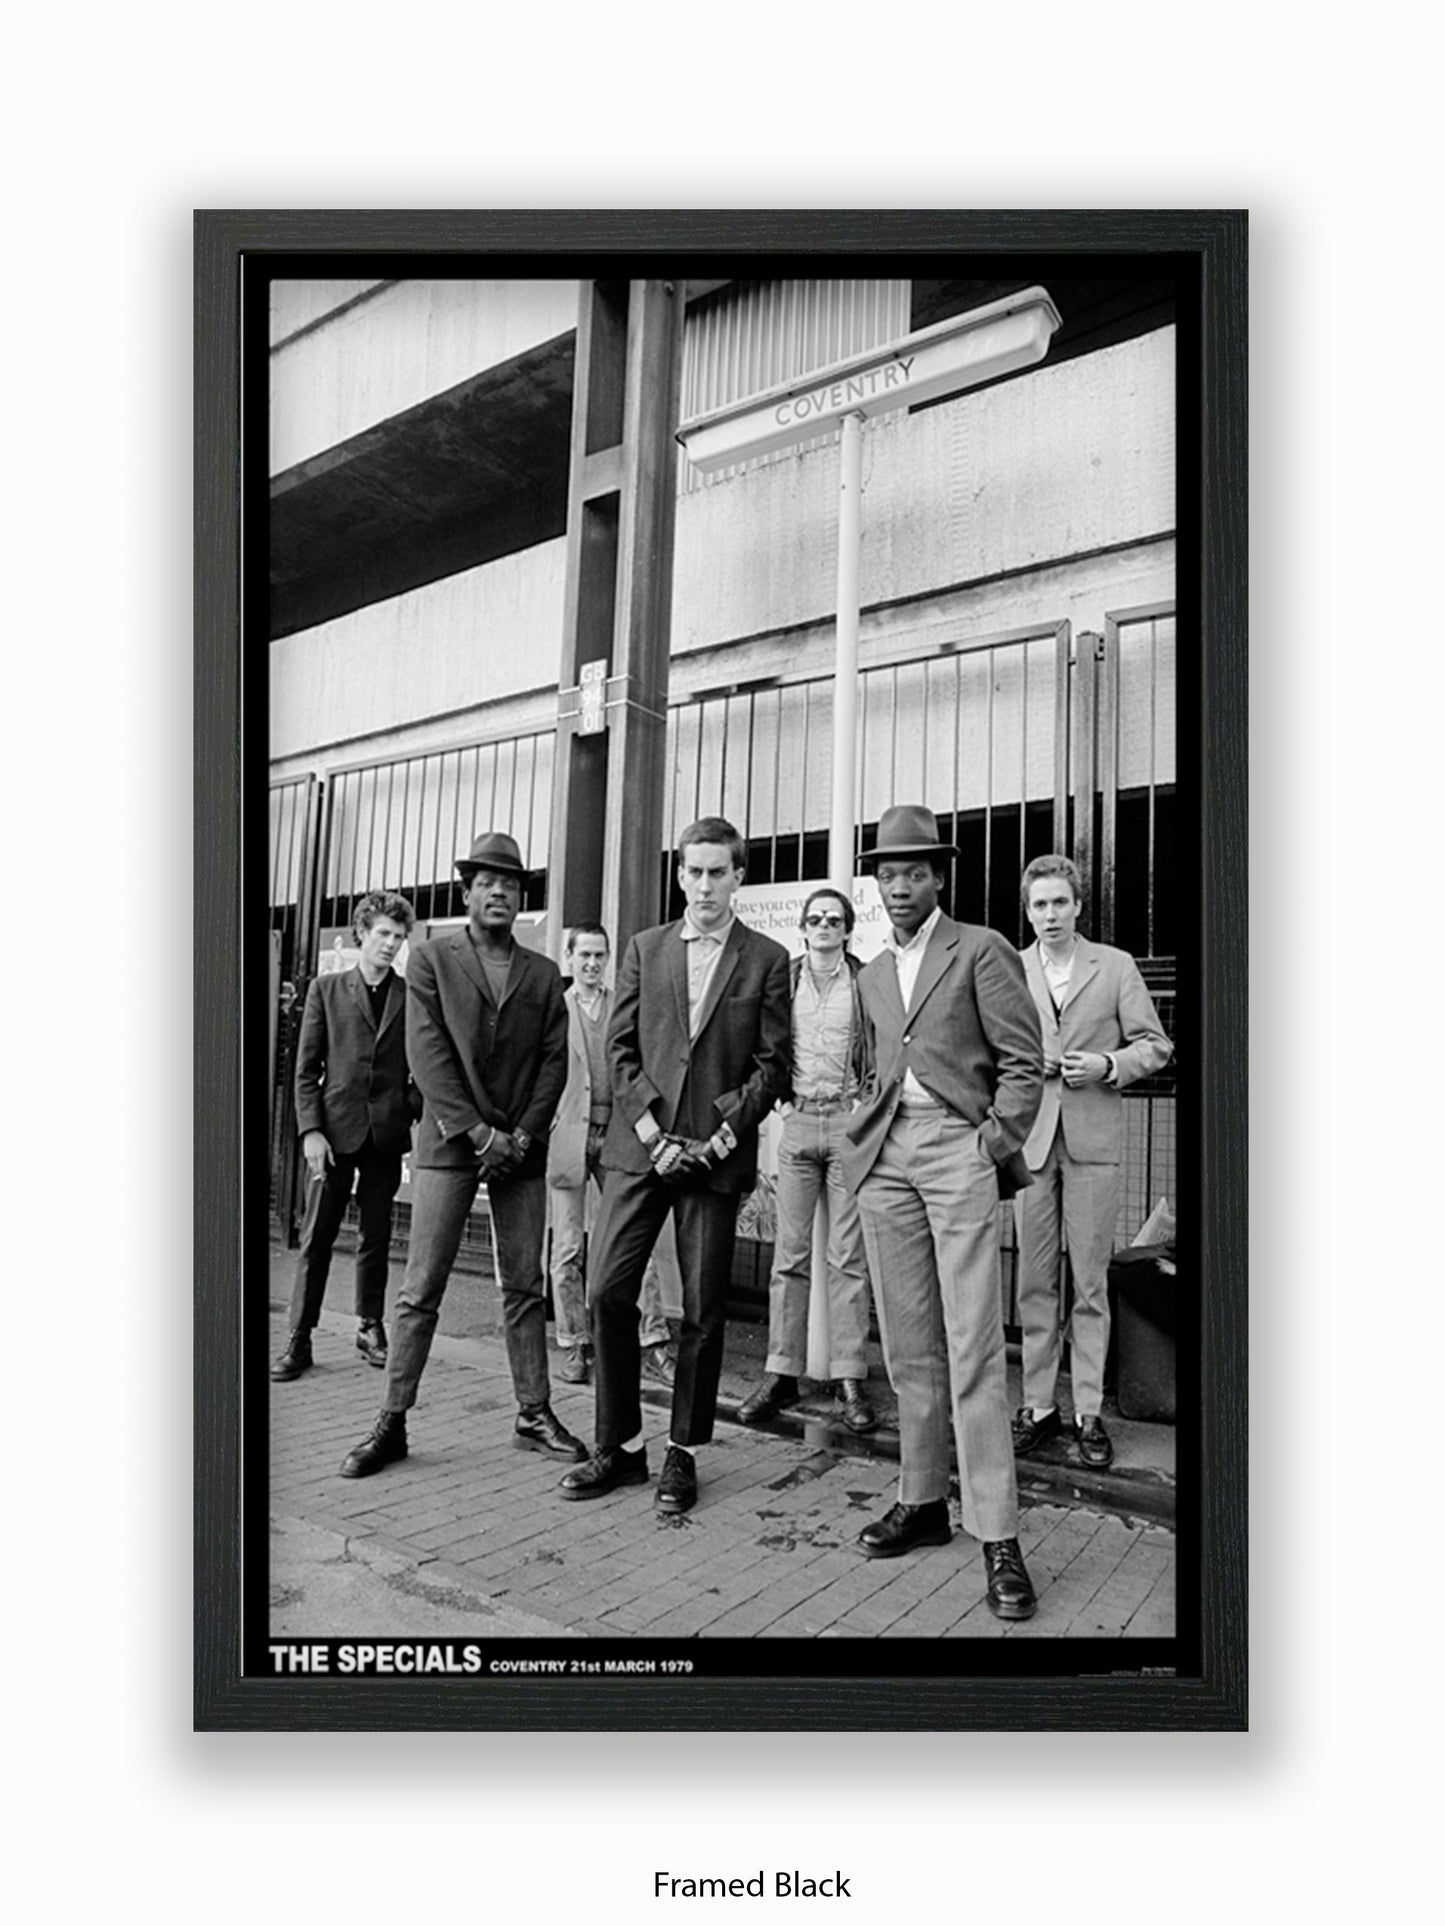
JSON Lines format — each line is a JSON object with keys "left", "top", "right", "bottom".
{"left": 1031, "top": 1406, "right": 1057, "bottom": 1421}
{"left": 669, "top": 1443, "right": 697, "bottom": 1460}
{"left": 620, "top": 1434, "right": 644, "bottom": 1455}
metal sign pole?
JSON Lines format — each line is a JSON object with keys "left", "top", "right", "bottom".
{"left": 805, "top": 409, "right": 866, "bottom": 1382}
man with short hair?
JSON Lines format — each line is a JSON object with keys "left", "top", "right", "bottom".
{"left": 559, "top": 818, "right": 791, "bottom": 1515}
{"left": 547, "top": 922, "right": 675, "bottom": 1389}
{"left": 340, "top": 832, "right": 582, "bottom": 1478}
{"left": 737, "top": 886, "right": 878, "bottom": 1433}
{"left": 844, "top": 805, "right": 1044, "bottom": 1620}
{"left": 273, "top": 890, "right": 419, "bottom": 1383}
{"left": 1012, "top": 854, "right": 1173, "bottom": 1469}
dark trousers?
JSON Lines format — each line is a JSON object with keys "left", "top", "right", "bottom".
{"left": 288, "top": 1137, "right": 403, "bottom": 1331}
{"left": 590, "top": 1168, "right": 739, "bottom": 1451}
{"left": 383, "top": 1167, "right": 550, "bottom": 1414}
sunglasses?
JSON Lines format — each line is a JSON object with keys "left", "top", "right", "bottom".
{"left": 804, "top": 912, "right": 846, "bottom": 928}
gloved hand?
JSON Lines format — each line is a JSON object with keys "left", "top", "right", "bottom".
{"left": 649, "top": 1133, "right": 713, "bottom": 1183}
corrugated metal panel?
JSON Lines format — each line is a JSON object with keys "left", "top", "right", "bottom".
{"left": 679, "top": 279, "right": 911, "bottom": 491}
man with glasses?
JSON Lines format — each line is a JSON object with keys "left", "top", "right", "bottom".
{"left": 737, "top": 887, "right": 878, "bottom": 1434}
{"left": 340, "top": 831, "right": 584, "bottom": 1479}
{"left": 844, "top": 806, "right": 1044, "bottom": 1620}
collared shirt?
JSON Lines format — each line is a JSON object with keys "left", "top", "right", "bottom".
{"left": 679, "top": 909, "right": 734, "bottom": 1040}
{"left": 883, "top": 905, "right": 943, "bottom": 1102}
{"left": 792, "top": 962, "right": 856, "bottom": 1101}
{"left": 1039, "top": 938, "right": 1077, "bottom": 1011}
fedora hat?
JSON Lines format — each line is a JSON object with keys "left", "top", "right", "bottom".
{"left": 455, "top": 831, "right": 529, "bottom": 881}
{"left": 859, "top": 804, "right": 958, "bottom": 866}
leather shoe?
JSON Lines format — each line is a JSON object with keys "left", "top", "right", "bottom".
{"left": 356, "top": 1320, "right": 388, "bottom": 1368}
{"left": 271, "top": 1330, "right": 313, "bottom": 1382}
{"left": 1074, "top": 1414, "right": 1114, "bottom": 1467}
{"left": 558, "top": 1344, "right": 592, "bottom": 1386}
{"left": 857, "top": 1499, "right": 951, "bottom": 1559}
{"left": 514, "top": 1403, "right": 587, "bottom": 1460}
{"left": 559, "top": 1445, "right": 649, "bottom": 1500}
{"left": 339, "top": 1409, "right": 407, "bottom": 1478}
{"left": 839, "top": 1379, "right": 877, "bottom": 1433}
{"left": 1012, "top": 1404, "right": 1063, "bottom": 1455}
{"left": 737, "top": 1373, "right": 799, "bottom": 1425}
{"left": 983, "top": 1538, "right": 1037, "bottom": 1620}
{"left": 641, "top": 1342, "right": 676, "bottom": 1387}
{"left": 655, "top": 1444, "right": 698, "bottom": 1514}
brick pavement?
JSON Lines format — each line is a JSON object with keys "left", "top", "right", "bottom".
{"left": 267, "top": 1305, "right": 1175, "bottom": 1642}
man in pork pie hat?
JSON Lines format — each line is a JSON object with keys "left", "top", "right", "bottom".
{"left": 340, "top": 830, "right": 584, "bottom": 1479}
{"left": 842, "top": 805, "right": 1045, "bottom": 1619}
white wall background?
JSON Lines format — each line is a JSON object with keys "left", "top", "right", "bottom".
{"left": 8, "top": 8, "right": 1431, "bottom": 1925}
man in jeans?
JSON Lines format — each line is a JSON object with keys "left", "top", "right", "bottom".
{"left": 737, "top": 887, "right": 877, "bottom": 1433}
{"left": 547, "top": 922, "right": 675, "bottom": 1388}
{"left": 340, "top": 831, "right": 583, "bottom": 1479}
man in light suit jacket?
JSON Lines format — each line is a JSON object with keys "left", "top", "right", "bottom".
{"left": 559, "top": 817, "right": 791, "bottom": 1517}
{"left": 340, "top": 832, "right": 584, "bottom": 1479}
{"left": 1012, "top": 854, "right": 1173, "bottom": 1469}
{"left": 273, "top": 891, "right": 419, "bottom": 1383}
{"left": 546, "top": 922, "right": 674, "bottom": 1387}
{"left": 843, "top": 805, "right": 1044, "bottom": 1620}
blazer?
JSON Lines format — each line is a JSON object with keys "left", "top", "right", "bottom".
{"left": 844, "top": 914, "right": 1043, "bottom": 1200}
{"left": 405, "top": 928, "right": 569, "bottom": 1177}
{"left": 546, "top": 982, "right": 611, "bottom": 1190}
{"left": 293, "top": 967, "right": 416, "bottom": 1155}
{"left": 602, "top": 916, "right": 792, "bottom": 1195}
{"left": 1020, "top": 938, "right": 1173, "bottom": 1169}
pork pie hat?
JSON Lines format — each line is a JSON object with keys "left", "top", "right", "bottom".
{"left": 859, "top": 804, "right": 958, "bottom": 866}
{"left": 456, "top": 831, "right": 530, "bottom": 882}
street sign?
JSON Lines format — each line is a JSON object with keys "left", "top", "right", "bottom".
{"left": 577, "top": 658, "right": 607, "bottom": 735}
{"left": 676, "top": 286, "right": 1062, "bottom": 475}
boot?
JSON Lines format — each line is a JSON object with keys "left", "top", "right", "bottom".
{"left": 339, "top": 1409, "right": 408, "bottom": 1478}
{"left": 271, "top": 1330, "right": 313, "bottom": 1382}
{"left": 514, "top": 1403, "right": 587, "bottom": 1460}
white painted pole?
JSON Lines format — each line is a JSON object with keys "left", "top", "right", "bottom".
{"left": 805, "top": 410, "right": 866, "bottom": 1383}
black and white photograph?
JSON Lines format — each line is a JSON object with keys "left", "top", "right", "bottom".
{"left": 201, "top": 214, "right": 1242, "bottom": 1727}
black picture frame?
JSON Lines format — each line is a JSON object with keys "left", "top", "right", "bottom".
{"left": 197, "top": 209, "right": 1246, "bottom": 1731}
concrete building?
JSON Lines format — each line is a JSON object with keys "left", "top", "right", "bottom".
{"left": 268, "top": 273, "right": 1178, "bottom": 1305}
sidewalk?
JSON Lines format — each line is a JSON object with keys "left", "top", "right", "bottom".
{"left": 268, "top": 1250, "right": 1175, "bottom": 1642}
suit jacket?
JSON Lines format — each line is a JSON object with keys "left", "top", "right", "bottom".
{"left": 1021, "top": 937, "right": 1172, "bottom": 1169}
{"left": 293, "top": 967, "right": 416, "bottom": 1155}
{"left": 844, "top": 914, "right": 1043, "bottom": 1200}
{"left": 601, "top": 916, "right": 792, "bottom": 1195}
{"left": 405, "top": 928, "right": 569, "bottom": 1177}
{"left": 546, "top": 983, "right": 610, "bottom": 1190}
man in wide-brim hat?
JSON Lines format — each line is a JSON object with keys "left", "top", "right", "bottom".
{"left": 841, "top": 804, "right": 1046, "bottom": 1620}
{"left": 341, "top": 829, "right": 584, "bottom": 1479}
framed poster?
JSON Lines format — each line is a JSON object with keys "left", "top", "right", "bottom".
{"left": 197, "top": 210, "right": 1245, "bottom": 1729}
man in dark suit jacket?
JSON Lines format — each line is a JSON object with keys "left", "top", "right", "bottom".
{"left": 340, "top": 832, "right": 582, "bottom": 1478}
{"left": 842, "top": 806, "right": 1044, "bottom": 1621}
{"left": 273, "top": 891, "right": 418, "bottom": 1384}
{"left": 559, "top": 817, "right": 791, "bottom": 1516}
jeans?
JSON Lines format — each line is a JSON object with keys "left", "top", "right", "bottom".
{"left": 288, "top": 1137, "right": 403, "bottom": 1331}
{"left": 383, "top": 1166, "right": 550, "bottom": 1413}
{"left": 764, "top": 1106, "right": 873, "bottom": 1380}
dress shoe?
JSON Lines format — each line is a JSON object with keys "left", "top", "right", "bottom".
{"left": 737, "top": 1373, "right": 799, "bottom": 1425}
{"left": 857, "top": 1499, "right": 951, "bottom": 1559}
{"left": 558, "top": 1344, "right": 592, "bottom": 1386}
{"left": 1012, "top": 1405, "right": 1063, "bottom": 1455}
{"left": 655, "top": 1444, "right": 698, "bottom": 1513}
{"left": 983, "top": 1538, "right": 1037, "bottom": 1620}
{"left": 558, "top": 1445, "right": 649, "bottom": 1501}
{"left": 514, "top": 1403, "right": 587, "bottom": 1460}
{"left": 339, "top": 1409, "right": 407, "bottom": 1478}
{"left": 839, "top": 1379, "right": 877, "bottom": 1433}
{"left": 356, "top": 1320, "right": 388, "bottom": 1368}
{"left": 1074, "top": 1414, "right": 1114, "bottom": 1468}
{"left": 270, "top": 1330, "right": 313, "bottom": 1382}
{"left": 641, "top": 1342, "right": 676, "bottom": 1387}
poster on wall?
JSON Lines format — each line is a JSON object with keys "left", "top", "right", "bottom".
{"left": 200, "top": 211, "right": 1245, "bottom": 1732}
